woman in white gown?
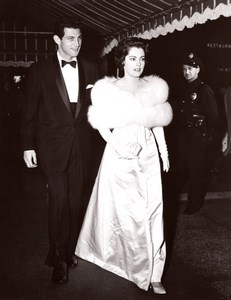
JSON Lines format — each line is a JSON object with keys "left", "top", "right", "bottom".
{"left": 76, "top": 37, "right": 173, "bottom": 294}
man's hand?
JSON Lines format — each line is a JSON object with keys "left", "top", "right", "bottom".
{"left": 23, "top": 150, "right": 38, "bottom": 168}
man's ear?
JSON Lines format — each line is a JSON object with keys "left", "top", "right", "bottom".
{"left": 53, "top": 35, "right": 61, "bottom": 45}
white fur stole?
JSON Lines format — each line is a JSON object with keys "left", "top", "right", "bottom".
{"left": 88, "top": 75, "right": 173, "bottom": 129}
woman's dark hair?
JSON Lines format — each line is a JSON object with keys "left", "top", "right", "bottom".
{"left": 54, "top": 16, "right": 81, "bottom": 39}
{"left": 115, "top": 37, "right": 149, "bottom": 70}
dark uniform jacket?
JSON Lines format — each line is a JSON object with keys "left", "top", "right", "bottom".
{"left": 172, "top": 77, "right": 218, "bottom": 138}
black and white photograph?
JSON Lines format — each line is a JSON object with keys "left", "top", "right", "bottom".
{"left": 0, "top": 1, "right": 230, "bottom": 299}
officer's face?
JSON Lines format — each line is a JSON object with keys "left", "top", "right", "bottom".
{"left": 182, "top": 64, "right": 200, "bottom": 83}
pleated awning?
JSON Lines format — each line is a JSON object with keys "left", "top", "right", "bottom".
{"left": 1, "top": 0, "right": 231, "bottom": 63}
{"left": 102, "top": 0, "right": 231, "bottom": 55}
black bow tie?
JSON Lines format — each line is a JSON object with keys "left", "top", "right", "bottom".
{"left": 61, "top": 60, "right": 76, "bottom": 68}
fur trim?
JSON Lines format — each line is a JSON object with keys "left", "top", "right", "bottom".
{"left": 88, "top": 75, "right": 173, "bottom": 129}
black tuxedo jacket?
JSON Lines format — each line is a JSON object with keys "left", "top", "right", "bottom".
{"left": 21, "top": 54, "right": 99, "bottom": 173}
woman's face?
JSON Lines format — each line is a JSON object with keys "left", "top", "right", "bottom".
{"left": 123, "top": 47, "right": 145, "bottom": 78}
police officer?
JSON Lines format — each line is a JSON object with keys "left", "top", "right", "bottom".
{"left": 171, "top": 52, "right": 218, "bottom": 214}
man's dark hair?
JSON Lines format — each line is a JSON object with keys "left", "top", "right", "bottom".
{"left": 54, "top": 16, "right": 81, "bottom": 38}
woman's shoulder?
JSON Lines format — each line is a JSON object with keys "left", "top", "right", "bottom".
{"left": 142, "top": 75, "right": 168, "bottom": 87}
{"left": 91, "top": 76, "right": 122, "bottom": 105}
{"left": 94, "top": 76, "right": 118, "bottom": 88}
{"left": 140, "top": 75, "right": 169, "bottom": 104}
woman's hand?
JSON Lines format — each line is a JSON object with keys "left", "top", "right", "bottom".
{"left": 161, "top": 151, "right": 170, "bottom": 172}
{"left": 114, "top": 142, "right": 142, "bottom": 159}
{"left": 97, "top": 127, "right": 142, "bottom": 159}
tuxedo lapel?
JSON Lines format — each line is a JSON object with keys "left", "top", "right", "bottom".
{"left": 53, "top": 56, "right": 72, "bottom": 115}
{"left": 75, "top": 59, "right": 85, "bottom": 119}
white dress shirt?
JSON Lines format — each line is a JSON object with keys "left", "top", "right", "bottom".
{"left": 57, "top": 52, "right": 79, "bottom": 103}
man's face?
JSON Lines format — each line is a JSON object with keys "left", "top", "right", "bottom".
{"left": 182, "top": 64, "right": 200, "bottom": 83}
{"left": 54, "top": 27, "right": 82, "bottom": 60}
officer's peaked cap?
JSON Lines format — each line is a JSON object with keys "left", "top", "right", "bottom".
{"left": 181, "top": 52, "right": 203, "bottom": 68}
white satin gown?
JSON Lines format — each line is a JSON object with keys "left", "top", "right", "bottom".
{"left": 75, "top": 123, "right": 166, "bottom": 291}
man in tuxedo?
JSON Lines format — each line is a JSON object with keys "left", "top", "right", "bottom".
{"left": 21, "top": 16, "right": 99, "bottom": 284}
